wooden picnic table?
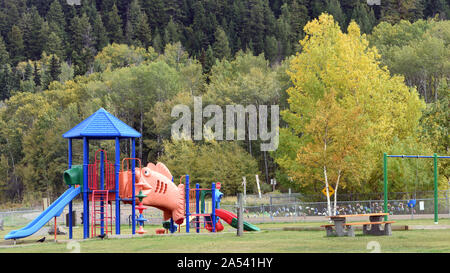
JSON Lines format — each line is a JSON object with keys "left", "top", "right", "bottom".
{"left": 321, "top": 213, "right": 395, "bottom": 237}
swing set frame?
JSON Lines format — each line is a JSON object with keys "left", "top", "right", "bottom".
{"left": 383, "top": 153, "right": 450, "bottom": 224}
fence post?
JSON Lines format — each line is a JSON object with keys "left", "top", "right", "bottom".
{"left": 237, "top": 193, "right": 243, "bottom": 236}
{"left": 270, "top": 196, "right": 273, "bottom": 219}
{"left": 295, "top": 202, "right": 297, "bottom": 218}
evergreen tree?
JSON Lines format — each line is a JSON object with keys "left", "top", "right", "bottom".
{"left": 125, "top": 19, "right": 134, "bottom": 45}
{"left": 44, "top": 32, "right": 65, "bottom": 60}
{"left": 191, "top": 1, "right": 209, "bottom": 51}
{"left": 381, "top": 0, "right": 425, "bottom": 23}
{"left": 325, "top": 0, "right": 347, "bottom": 28}
{"left": 47, "top": 0, "right": 66, "bottom": 39}
{"left": 424, "top": 0, "right": 449, "bottom": 19}
{"left": 287, "top": 0, "right": 309, "bottom": 43}
{"left": 128, "top": 0, "right": 142, "bottom": 29}
{"left": 242, "top": 0, "right": 265, "bottom": 55}
{"left": 70, "top": 13, "right": 96, "bottom": 75}
{"left": 0, "top": 36, "right": 10, "bottom": 65}
{"left": 141, "top": 0, "right": 167, "bottom": 30}
{"left": 212, "top": 26, "right": 231, "bottom": 60}
{"left": 33, "top": 0, "right": 51, "bottom": 16}
{"left": 0, "top": 64, "right": 11, "bottom": 100}
{"left": 164, "top": 18, "right": 181, "bottom": 44}
{"left": 80, "top": 0, "right": 98, "bottom": 20}
{"left": 311, "top": 0, "right": 327, "bottom": 19}
{"left": 263, "top": 0, "right": 277, "bottom": 37}
{"left": 106, "top": 4, "right": 124, "bottom": 43}
{"left": 203, "top": 45, "right": 215, "bottom": 74}
{"left": 135, "top": 12, "right": 152, "bottom": 48}
{"left": 125, "top": 0, "right": 141, "bottom": 45}
{"left": 2, "top": 1, "right": 20, "bottom": 37}
{"left": 92, "top": 12, "right": 109, "bottom": 51}
{"left": 64, "top": 4, "right": 78, "bottom": 35}
{"left": 10, "top": 66, "right": 21, "bottom": 91}
{"left": 276, "top": 12, "right": 293, "bottom": 57}
{"left": 351, "top": 1, "right": 375, "bottom": 34}
{"left": 277, "top": 1, "right": 308, "bottom": 56}
{"left": 264, "top": 35, "right": 278, "bottom": 63}
{"left": 39, "top": 21, "right": 51, "bottom": 54}
{"left": 33, "top": 61, "right": 41, "bottom": 87}
{"left": 152, "top": 28, "right": 164, "bottom": 53}
{"left": 8, "top": 25, "right": 25, "bottom": 64}
{"left": 101, "top": 0, "right": 116, "bottom": 13}
{"left": 24, "top": 62, "right": 33, "bottom": 81}
{"left": 165, "top": 0, "right": 188, "bottom": 25}
{"left": 49, "top": 55, "right": 61, "bottom": 82}
{"left": 20, "top": 6, "right": 45, "bottom": 60}
{"left": 410, "top": 0, "right": 425, "bottom": 20}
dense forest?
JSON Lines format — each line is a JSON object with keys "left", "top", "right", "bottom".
{"left": 0, "top": 0, "right": 448, "bottom": 206}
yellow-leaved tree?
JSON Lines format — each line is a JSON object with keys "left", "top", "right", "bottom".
{"left": 275, "top": 13, "right": 424, "bottom": 214}
{"left": 296, "top": 89, "right": 370, "bottom": 215}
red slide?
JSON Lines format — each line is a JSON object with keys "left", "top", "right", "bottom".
{"left": 215, "top": 209, "right": 237, "bottom": 225}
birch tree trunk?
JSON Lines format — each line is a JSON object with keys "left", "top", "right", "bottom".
{"left": 323, "top": 165, "right": 332, "bottom": 217}
{"left": 333, "top": 169, "right": 341, "bottom": 216}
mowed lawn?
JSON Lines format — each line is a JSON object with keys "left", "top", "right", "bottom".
{"left": 1, "top": 219, "right": 450, "bottom": 253}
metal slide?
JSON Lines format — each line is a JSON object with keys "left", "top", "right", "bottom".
{"left": 4, "top": 187, "right": 81, "bottom": 240}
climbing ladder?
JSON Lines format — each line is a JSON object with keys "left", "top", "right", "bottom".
{"left": 90, "top": 190, "right": 112, "bottom": 237}
{"left": 88, "top": 149, "right": 116, "bottom": 237}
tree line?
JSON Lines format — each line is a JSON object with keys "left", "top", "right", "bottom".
{"left": 0, "top": 0, "right": 449, "bottom": 91}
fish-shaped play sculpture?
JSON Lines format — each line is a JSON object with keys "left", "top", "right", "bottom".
{"left": 119, "top": 162, "right": 185, "bottom": 225}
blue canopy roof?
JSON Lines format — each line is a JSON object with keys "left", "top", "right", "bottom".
{"left": 62, "top": 108, "right": 141, "bottom": 139}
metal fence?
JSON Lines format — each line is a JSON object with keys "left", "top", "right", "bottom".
{"left": 1, "top": 191, "right": 449, "bottom": 227}
{"left": 222, "top": 190, "right": 450, "bottom": 222}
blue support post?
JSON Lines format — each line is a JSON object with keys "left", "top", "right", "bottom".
{"left": 170, "top": 218, "right": 175, "bottom": 233}
{"left": 100, "top": 151, "right": 105, "bottom": 235}
{"left": 82, "top": 137, "right": 89, "bottom": 239}
{"left": 115, "top": 137, "right": 120, "bottom": 234}
{"left": 185, "top": 175, "right": 190, "bottom": 233}
{"left": 211, "top": 182, "right": 216, "bottom": 233}
{"left": 196, "top": 183, "right": 200, "bottom": 233}
{"left": 68, "top": 139, "right": 73, "bottom": 239}
{"left": 131, "top": 138, "right": 136, "bottom": 235}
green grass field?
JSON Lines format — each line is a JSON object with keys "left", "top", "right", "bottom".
{"left": 1, "top": 218, "right": 450, "bottom": 253}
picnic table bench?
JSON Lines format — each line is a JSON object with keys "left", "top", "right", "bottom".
{"left": 321, "top": 213, "right": 395, "bottom": 237}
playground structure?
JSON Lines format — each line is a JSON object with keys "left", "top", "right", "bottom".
{"left": 5, "top": 108, "right": 142, "bottom": 240}
{"left": 383, "top": 153, "right": 450, "bottom": 223}
{"left": 4, "top": 108, "right": 258, "bottom": 241}
{"left": 185, "top": 180, "right": 224, "bottom": 233}
{"left": 183, "top": 181, "right": 259, "bottom": 233}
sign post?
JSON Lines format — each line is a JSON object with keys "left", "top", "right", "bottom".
{"left": 255, "top": 175, "right": 262, "bottom": 199}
